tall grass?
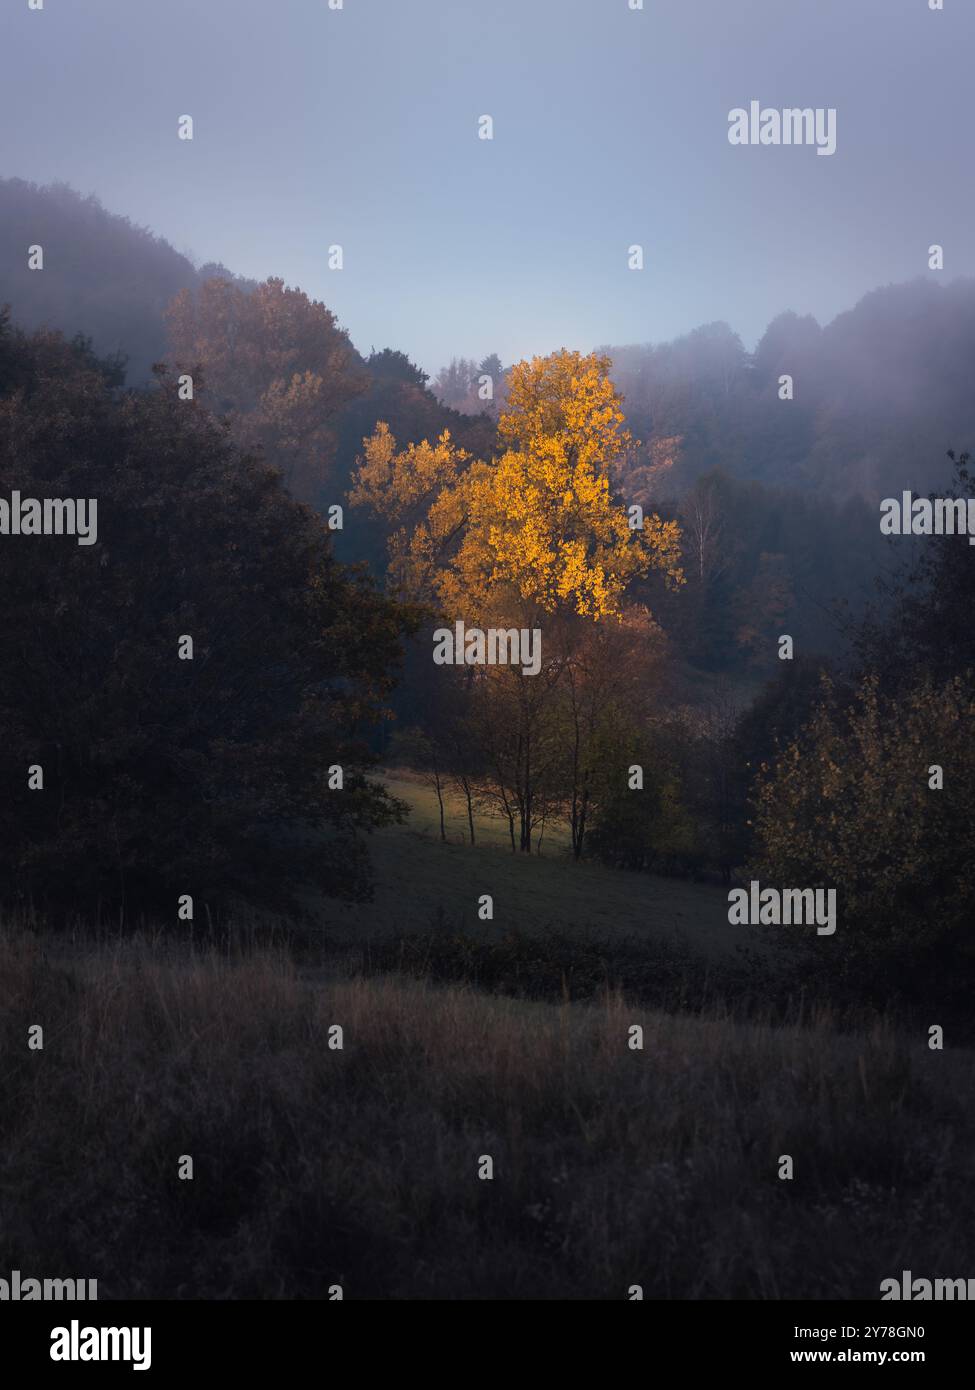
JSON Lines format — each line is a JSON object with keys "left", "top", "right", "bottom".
{"left": 1, "top": 924, "right": 972, "bottom": 1299}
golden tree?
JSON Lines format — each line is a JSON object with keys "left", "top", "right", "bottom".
{"left": 347, "top": 422, "right": 479, "bottom": 601}
{"left": 352, "top": 349, "right": 683, "bottom": 622}
{"left": 350, "top": 351, "right": 685, "bottom": 854}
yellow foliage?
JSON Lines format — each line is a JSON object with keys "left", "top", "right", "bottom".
{"left": 350, "top": 350, "right": 684, "bottom": 621}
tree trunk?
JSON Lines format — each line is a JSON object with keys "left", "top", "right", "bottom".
{"left": 434, "top": 768, "right": 446, "bottom": 842}
{"left": 463, "top": 780, "right": 475, "bottom": 845}
{"left": 574, "top": 784, "right": 590, "bottom": 861}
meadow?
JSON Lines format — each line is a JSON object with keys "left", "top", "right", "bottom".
{"left": 1, "top": 923, "right": 971, "bottom": 1300}
{"left": 313, "top": 771, "right": 743, "bottom": 958}
{"left": 2, "top": 781, "right": 972, "bottom": 1300}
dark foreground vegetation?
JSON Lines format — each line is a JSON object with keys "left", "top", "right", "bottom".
{"left": 2, "top": 924, "right": 973, "bottom": 1300}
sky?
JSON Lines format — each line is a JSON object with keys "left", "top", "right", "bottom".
{"left": 2, "top": 0, "right": 972, "bottom": 376}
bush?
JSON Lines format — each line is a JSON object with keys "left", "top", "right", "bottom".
{"left": 751, "top": 672, "right": 975, "bottom": 992}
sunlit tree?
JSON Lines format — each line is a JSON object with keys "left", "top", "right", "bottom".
{"left": 165, "top": 276, "right": 365, "bottom": 502}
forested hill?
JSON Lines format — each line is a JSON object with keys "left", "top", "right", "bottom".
{"left": 4, "top": 177, "right": 972, "bottom": 508}
{"left": 0, "top": 178, "right": 494, "bottom": 523}
{"left": 603, "top": 277, "right": 975, "bottom": 504}
{"left": 2, "top": 176, "right": 969, "bottom": 670}
{"left": 0, "top": 176, "right": 256, "bottom": 383}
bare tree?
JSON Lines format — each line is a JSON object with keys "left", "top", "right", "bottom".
{"left": 683, "top": 477, "right": 729, "bottom": 585}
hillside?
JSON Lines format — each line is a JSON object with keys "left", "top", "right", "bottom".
{"left": 309, "top": 772, "right": 741, "bottom": 958}
{"left": 0, "top": 177, "right": 221, "bottom": 383}
{"left": 5, "top": 178, "right": 974, "bottom": 508}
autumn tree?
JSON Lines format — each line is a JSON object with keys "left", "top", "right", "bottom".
{"left": 751, "top": 674, "right": 975, "bottom": 985}
{"left": 348, "top": 422, "right": 477, "bottom": 601}
{"left": 165, "top": 276, "right": 366, "bottom": 503}
{"left": 355, "top": 351, "right": 682, "bottom": 616}
{"left": 351, "top": 349, "right": 684, "bottom": 852}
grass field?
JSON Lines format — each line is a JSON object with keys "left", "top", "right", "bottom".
{"left": 2, "top": 775, "right": 966, "bottom": 1300}
{"left": 309, "top": 770, "right": 744, "bottom": 959}
{"left": 6, "top": 765, "right": 942, "bottom": 1302}
{"left": 2, "top": 926, "right": 971, "bottom": 1299}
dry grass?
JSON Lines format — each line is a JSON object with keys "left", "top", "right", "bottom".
{"left": 1, "top": 924, "right": 972, "bottom": 1299}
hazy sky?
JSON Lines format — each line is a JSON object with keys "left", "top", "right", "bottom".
{"left": 3, "top": 0, "right": 972, "bottom": 375}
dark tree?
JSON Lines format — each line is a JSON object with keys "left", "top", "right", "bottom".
{"left": 0, "top": 317, "right": 414, "bottom": 922}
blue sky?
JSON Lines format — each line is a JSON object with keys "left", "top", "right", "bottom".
{"left": 2, "top": 0, "right": 972, "bottom": 374}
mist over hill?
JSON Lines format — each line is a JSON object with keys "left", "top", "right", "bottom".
{"left": 3, "top": 177, "right": 971, "bottom": 508}
{"left": 0, "top": 178, "right": 494, "bottom": 518}
{"left": 0, "top": 176, "right": 248, "bottom": 383}
{"left": 603, "top": 277, "right": 975, "bottom": 504}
